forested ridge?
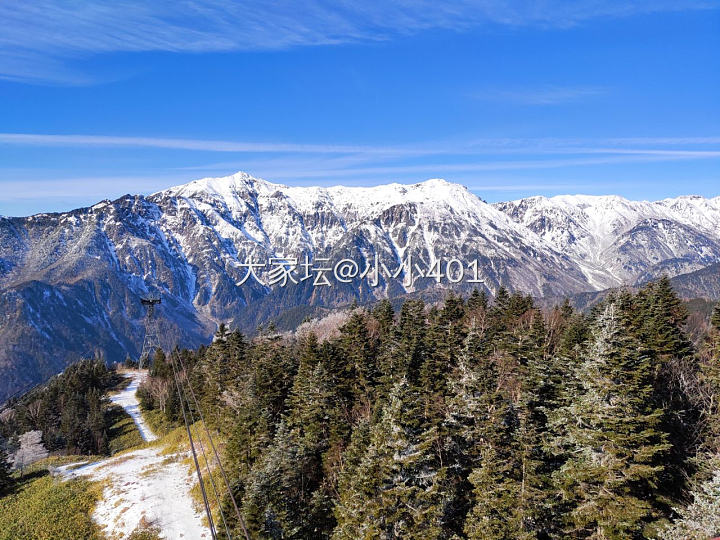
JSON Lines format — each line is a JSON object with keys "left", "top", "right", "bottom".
{"left": 0, "top": 358, "right": 126, "bottom": 485}
{"left": 131, "top": 277, "right": 720, "bottom": 539}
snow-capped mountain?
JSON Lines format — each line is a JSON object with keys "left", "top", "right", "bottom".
{"left": 495, "top": 194, "right": 720, "bottom": 289}
{"left": 1, "top": 172, "right": 719, "bottom": 401}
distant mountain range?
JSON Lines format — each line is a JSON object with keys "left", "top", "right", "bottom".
{"left": 1, "top": 171, "right": 719, "bottom": 401}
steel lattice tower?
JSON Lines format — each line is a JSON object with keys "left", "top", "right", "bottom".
{"left": 138, "top": 297, "right": 162, "bottom": 369}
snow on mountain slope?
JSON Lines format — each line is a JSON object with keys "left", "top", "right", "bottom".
{"left": 160, "top": 172, "right": 552, "bottom": 255}
{"left": 152, "top": 172, "right": 591, "bottom": 299}
{"left": 2, "top": 171, "right": 720, "bottom": 403}
{"left": 495, "top": 193, "right": 720, "bottom": 288}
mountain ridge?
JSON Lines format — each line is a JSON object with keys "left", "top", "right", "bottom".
{"left": 1, "top": 171, "right": 719, "bottom": 401}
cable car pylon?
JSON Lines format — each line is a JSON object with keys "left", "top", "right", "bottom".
{"left": 138, "top": 296, "right": 162, "bottom": 369}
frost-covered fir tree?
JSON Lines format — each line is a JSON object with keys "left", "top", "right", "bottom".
{"left": 442, "top": 326, "right": 504, "bottom": 535}
{"left": 712, "top": 302, "right": 720, "bottom": 333}
{"left": 332, "top": 378, "right": 448, "bottom": 540}
{"left": 552, "top": 302, "right": 671, "bottom": 538}
{"left": 241, "top": 421, "right": 307, "bottom": 538}
{"left": 658, "top": 469, "right": 720, "bottom": 540}
{"left": 455, "top": 319, "right": 546, "bottom": 540}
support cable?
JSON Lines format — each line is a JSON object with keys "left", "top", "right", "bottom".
{"left": 172, "top": 351, "right": 233, "bottom": 540}
{"left": 169, "top": 352, "right": 218, "bottom": 540}
{"left": 174, "top": 351, "right": 251, "bottom": 540}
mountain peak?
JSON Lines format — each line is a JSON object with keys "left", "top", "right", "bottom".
{"left": 156, "top": 172, "right": 481, "bottom": 216}
{"left": 157, "top": 171, "right": 279, "bottom": 200}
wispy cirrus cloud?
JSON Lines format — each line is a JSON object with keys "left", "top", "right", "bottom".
{"left": 0, "top": 133, "right": 377, "bottom": 154}
{"left": 0, "top": 0, "right": 717, "bottom": 83}
{"left": 1, "top": 132, "right": 717, "bottom": 200}
{"left": 476, "top": 85, "right": 607, "bottom": 105}
{"left": 2, "top": 132, "right": 719, "bottom": 156}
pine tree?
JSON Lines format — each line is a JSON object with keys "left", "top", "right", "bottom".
{"left": 658, "top": 468, "right": 720, "bottom": 540}
{"left": 515, "top": 310, "right": 563, "bottom": 537}
{"left": 241, "top": 421, "right": 309, "bottom": 538}
{"left": 712, "top": 302, "right": 720, "bottom": 333}
{"left": 464, "top": 443, "right": 526, "bottom": 540}
{"left": 287, "top": 336, "right": 339, "bottom": 458}
{"left": 493, "top": 286, "right": 511, "bottom": 313}
{"left": 149, "top": 348, "right": 171, "bottom": 378}
{"left": 701, "top": 301, "right": 720, "bottom": 453}
{"left": 640, "top": 277, "right": 693, "bottom": 361}
{"left": 456, "top": 316, "right": 548, "bottom": 540}
{"left": 373, "top": 299, "right": 395, "bottom": 336}
{"left": 332, "top": 378, "right": 447, "bottom": 539}
{"left": 419, "top": 294, "right": 466, "bottom": 424}
{"left": 375, "top": 299, "right": 428, "bottom": 398}
{"left": 443, "top": 324, "right": 506, "bottom": 536}
{"left": 444, "top": 323, "right": 503, "bottom": 464}
{"left": 638, "top": 280, "right": 698, "bottom": 500}
{"left": 396, "top": 299, "right": 428, "bottom": 382}
{"left": 705, "top": 301, "right": 720, "bottom": 369}
{"left": 552, "top": 302, "right": 671, "bottom": 538}
{"left": 246, "top": 349, "right": 344, "bottom": 539}
{"left": 557, "top": 311, "right": 590, "bottom": 358}
{"left": 467, "top": 288, "right": 489, "bottom": 312}
{"left": 87, "top": 387, "right": 108, "bottom": 455}
{"left": 338, "top": 311, "right": 378, "bottom": 403}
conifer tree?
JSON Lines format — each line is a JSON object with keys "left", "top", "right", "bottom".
{"left": 444, "top": 323, "right": 503, "bottom": 464}
{"left": 443, "top": 324, "right": 505, "bottom": 535}
{"left": 712, "top": 302, "right": 720, "bottom": 333}
{"left": 658, "top": 468, "right": 720, "bottom": 540}
{"left": 457, "top": 315, "right": 548, "bottom": 539}
{"left": 704, "top": 301, "right": 720, "bottom": 366}
{"left": 640, "top": 277, "right": 693, "bottom": 361}
{"left": 338, "top": 311, "right": 378, "bottom": 403}
{"left": 372, "top": 299, "right": 395, "bottom": 336}
{"left": 699, "top": 302, "right": 720, "bottom": 453}
{"left": 394, "top": 299, "right": 428, "bottom": 383}
{"left": 638, "top": 280, "right": 698, "bottom": 499}
{"left": 149, "top": 348, "right": 171, "bottom": 378}
{"left": 493, "top": 286, "right": 511, "bottom": 313}
{"left": 244, "top": 347, "right": 341, "bottom": 539}
{"left": 332, "top": 378, "right": 447, "bottom": 539}
{"left": 87, "top": 387, "right": 108, "bottom": 455}
{"left": 419, "top": 294, "right": 466, "bottom": 424}
{"left": 552, "top": 302, "right": 671, "bottom": 538}
{"left": 557, "top": 311, "right": 590, "bottom": 358}
{"left": 332, "top": 418, "right": 371, "bottom": 538}
{"left": 241, "top": 421, "right": 311, "bottom": 538}
{"left": 467, "top": 287, "right": 489, "bottom": 312}
{"left": 287, "top": 335, "right": 339, "bottom": 458}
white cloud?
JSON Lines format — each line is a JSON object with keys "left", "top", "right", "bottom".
{"left": 1, "top": 133, "right": 717, "bottom": 201}
{"left": 0, "top": 0, "right": 716, "bottom": 83}
{"left": 241, "top": 153, "right": 720, "bottom": 181}
{"left": 0, "top": 133, "right": 377, "bottom": 153}
{"left": 1, "top": 132, "right": 718, "bottom": 156}
{"left": 477, "top": 85, "right": 607, "bottom": 105}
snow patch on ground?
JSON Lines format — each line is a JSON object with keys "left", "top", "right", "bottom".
{"left": 58, "top": 371, "right": 208, "bottom": 539}
{"left": 109, "top": 371, "right": 157, "bottom": 443}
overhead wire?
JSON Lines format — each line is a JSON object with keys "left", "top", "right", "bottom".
{"left": 168, "top": 350, "right": 218, "bottom": 540}
{"left": 174, "top": 350, "right": 251, "bottom": 540}
{"left": 171, "top": 350, "right": 233, "bottom": 540}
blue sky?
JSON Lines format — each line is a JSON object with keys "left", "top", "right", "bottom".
{"left": 0, "top": 1, "right": 718, "bottom": 216}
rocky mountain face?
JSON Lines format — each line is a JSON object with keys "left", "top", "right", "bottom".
{"left": 495, "top": 194, "right": 720, "bottom": 290}
{"left": 1, "top": 172, "right": 719, "bottom": 401}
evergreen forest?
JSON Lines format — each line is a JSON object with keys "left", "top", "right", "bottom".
{"left": 134, "top": 277, "right": 720, "bottom": 539}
